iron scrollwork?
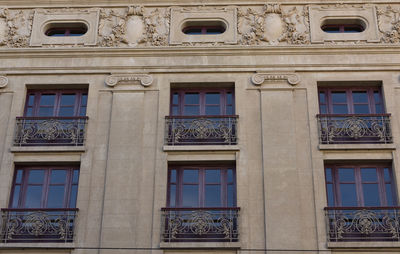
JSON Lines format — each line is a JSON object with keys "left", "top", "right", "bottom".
{"left": 165, "top": 116, "right": 238, "bottom": 145}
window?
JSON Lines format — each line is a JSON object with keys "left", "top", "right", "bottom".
{"left": 10, "top": 166, "right": 79, "bottom": 209}
{"left": 171, "top": 89, "right": 234, "bottom": 116}
{"left": 24, "top": 90, "right": 87, "bottom": 117}
{"left": 321, "top": 19, "right": 366, "bottom": 33}
{"left": 45, "top": 22, "right": 88, "bottom": 37}
{"left": 167, "top": 166, "right": 236, "bottom": 208}
{"left": 318, "top": 87, "right": 383, "bottom": 114}
{"left": 325, "top": 164, "right": 396, "bottom": 207}
{"left": 182, "top": 21, "right": 226, "bottom": 35}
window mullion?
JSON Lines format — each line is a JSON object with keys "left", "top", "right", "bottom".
{"left": 347, "top": 90, "right": 354, "bottom": 114}
{"left": 355, "top": 167, "right": 364, "bottom": 207}
{"left": 199, "top": 168, "right": 205, "bottom": 207}
{"left": 377, "top": 167, "right": 387, "bottom": 206}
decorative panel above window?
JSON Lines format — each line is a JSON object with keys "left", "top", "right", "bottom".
{"left": 317, "top": 85, "right": 392, "bottom": 144}
{"left": 30, "top": 9, "right": 99, "bottom": 46}
{"left": 309, "top": 5, "right": 380, "bottom": 43}
{"left": 165, "top": 88, "right": 237, "bottom": 145}
{"left": 162, "top": 164, "right": 239, "bottom": 242}
{"left": 14, "top": 89, "right": 88, "bottom": 146}
{"left": 1, "top": 166, "right": 79, "bottom": 242}
{"left": 324, "top": 163, "right": 400, "bottom": 242}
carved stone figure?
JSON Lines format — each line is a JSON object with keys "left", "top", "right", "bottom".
{"left": 98, "top": 8, "right": 127, "bottom": 47}
{"left": 144, "top": 8, "right": 170, "bottom": 46}
{"left": 262, "top": 4, "right": 286, "bottom": 45}
{"left": 282, "top": 6, "right": 310, "bottom": 44}
{"left": 377, "top": 6, "right": 400, "bottom": 43}
{"left": 6, "top": 10, "right": 33, "bottom": 47}
{"left": 238, "top": 8, "right": 263, "bottom": 45}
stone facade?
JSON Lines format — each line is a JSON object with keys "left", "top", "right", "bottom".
{"left": 0, "top": 0, "right": 399, "bottom": 254}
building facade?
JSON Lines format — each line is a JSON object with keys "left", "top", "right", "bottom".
{"left": 0, "top": 0, "right": 399, "bottom": 254}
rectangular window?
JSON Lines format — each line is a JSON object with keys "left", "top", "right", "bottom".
{"left": 325, "top": 164, "right": 396, "bottom": 207}
{"left": 10, "top": 166, "right": 79, "bottom": 208}
{"left": 167, "top": 165, "right": 236, "bottom": 208}
{"left": 24, "top": 90, "right": 88, "bottom": 117}
{"left": 170, "top": 89, "right": 234, "bottom": 116}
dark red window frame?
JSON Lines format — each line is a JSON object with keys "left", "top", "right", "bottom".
{"left": 24, "top": 89, "right": 88, "bottom": 117}
{"left": 9, "top": 166, "right": 79, "bottom": 209}
{"left": 318, "top": 87, "right": 384, "bottom": 114}
{"left": 325, "top": 163, "right": 397, "bottom": 207}
{"left": 167, "top": 165, "right": 236, "bottom": 208}
{"left": 170, "top": 88, "right": 234, "bottom": 116}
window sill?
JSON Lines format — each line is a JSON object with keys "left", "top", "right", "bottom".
{"left": 318, "top": 144, "right": 395, "bottom": 150}
{"left": 163, "top": 145, "right": 239, "bottom": 152}
{"left": 10, "top": 146, "right": 86, "bottom": 153}
{"left": 160, "top": 242, "right": 241, "bottom": 249}
{"left": 0, "top": 242, "right": 75, "bottom": 249}
{"left": 327, "top": 241, "right": 400, "bottom": 248}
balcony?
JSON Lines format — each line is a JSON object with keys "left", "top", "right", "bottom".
{"left": 317, "top": 114, "right": 392, "bottom": 144}
{"left": 325, "top": 207, "right": 400, "bottom": 242}
{"left": 161, "top": 207, "right": 239, "bottom": 242}
{"left": 14, "top": 117, "right": 88, "bottom": 146}
{"left": 165, "top": 115, "right": 238, "bottom": 145}
{"left": 0, "top": 208, "right": 78, "bottom": 243}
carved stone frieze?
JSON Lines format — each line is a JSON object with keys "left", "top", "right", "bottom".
{"left": 251, "top": 73, "right": 300, "bottom": 86}
{"left": 237, "top": 4, "right": 310, "bottom": 46}
{"left": 5, "top": 9, "right": 33, "bottom": 47}
{"left": 105, "top": 74, "right": 153, "bottom": 87}
{"left": 144, "top": 8, "right": 170, "bottom": 46}
{"left": 377, "top": 6, "right": 400, "bottom": 43}
{"left": 0, "top": 76, "right": 8, "bottom": 88}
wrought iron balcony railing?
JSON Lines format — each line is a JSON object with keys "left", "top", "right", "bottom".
{"left": 0, "top": 208, "right": 78, "bottom": 242}
{"left": 325, "top": 207, "right": 400, "bottom": 242}
{"left": 165, "top": 115, "right": 238, "bottom": 145}
{"left": 14, "top": 116, "right": 88, "bottom": 146}
{"left": 161, "top": 207, "right": 240, "bottom": 242}
{"left": 317, "top": 114, "right": 392, "bottom": 144}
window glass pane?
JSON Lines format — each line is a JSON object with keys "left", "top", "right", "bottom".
{"left": 226, "top": 92, "right": 233, "bottom": 105}
{"left": 28, "top": 95, "right": 35, "bottom": 106}
{"left": 205, "top": 93, "right": 220, "bottom": 104}
{"left": 332, "top": 92, "right": 347, "bottom": 103}
{"left": 28, "top": 170, "right": 45, "bottom": 184}
{"left": 50, "top": 170, "right": 67, "bottom": 184}
{"left": 170, "top": 170, "right": 176, "bottom": 183}
{"left": 354, "top": 104, "right": 370, "bottom": 114}
{"left": 319, "top": 92, "right": 326, "bottom": 104}
{"left": 60, "top": 94, "right": 76, "bottom": 105}
{"left": 183, "top": 105, "right": 200, "bottom": 116}
{"left": 205, "top": 170, "right": 221, "bottom": 183}
{"left": 227, "top": 184, "right": 234, "bottom": 207}
{"left": 182, "top": 185, "right": 198, "bottom": 207}
{"left": 363, "top": 184, "right": 380, "bottom": 206}
{"left": 205, "top": 185, "right": 221, "bottom": 207}
{"left": 26, "top": 108, "right": 33, "bottom": 117}
{"left": 319, "top": 105, "right": 327, "bottom": 114}
{"left": 169, "top": 184, "right": 176, "bottom": 207}
{"left": 384, "top": 168, "right": 391, "bottom": 182}
{"left": 386, "top": 183, "right": 394, "bottom": 206}
{"left": 332, "top": 104, "right": 348, "bottom": 114}
{"left": 205, "top": 105, "right": 221, "bottom": 115}
{"left": 79, "top": 106, "right": 87, "bottom": 116}
{"left": 47, "top": 186, "right": 65, "bottom": 208}
{"left": 340, "top": 184, "right": 357, "bottom": 206}
{"left": 226, "top": 105, "right": 233, "bottom": 115}
{"left": 69, "top": 185, "right": 78, "bottom": 208}
{"left": 25, "top": 186, "right": 43, "bottom": 208}
{"left": 15, "top": 170, "right": 23, "bottom": 184}
{"left": 172, "top": 93, "right": 179, "bottom": 104}
{"left": 11, "top": 186, "right": 20, "bottom": 208}
{"left": 375, "top": 104, "right": 383, "bottom": 114}
{"left": 38, "top": 107, "right": 54, "bottom": 116}
{"left": 40, "top": 94, "right": 55, "bottom": 106}
{"left": 227, "top": 169, "right": 233, "bottom": 183}
{"left": 184, "top": 93, "right": 199, "bottom": 104}
{"left": 81, "top": 94, "right": 88, "bottom": 106}
{"left": 352, "top": 91, "right": 368, "bottom": 103}
{"left": 361, "top": 168, "right": 377, "bottom": 182}
{"left": 183, "top": 170, "right": 198, "bottom": 183}
{"left": 72, "top": 170, "right": 79, "bottom": 183}
{"left": 58, "top": 107, "right": 75, "bottom": 116}
{"left": 374, "top": 91, "right": 381, "bottom": 103}
{"left": 172, "top": 106, "right": 179, "bottom": 116}
{"left": 325, "top": 168, "right": 332, "bottom": 182}
{"left": 338, "top": 168, "right": 355, "bottom": 182}
{"left": 327, "top": 183, "right": 334, "bottom": 206}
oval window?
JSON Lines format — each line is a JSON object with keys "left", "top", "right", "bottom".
{"left": 321, "top": 19, "right": 366, "bottom": 33}
{"left": 182, "top": 20, "right": 226, "bottom": 35}
{"left": 44, "top": 22, "right": 88, "bottom": 37}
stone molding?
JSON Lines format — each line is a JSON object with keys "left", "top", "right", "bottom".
{"left": 0, "top": 76, "right": 8, "bottom": 88}
{"left": 105, "top": 74, "right": 153, "bottom": 87}
{"left": 251, "top": 73, "right": 300, "bottom": 86}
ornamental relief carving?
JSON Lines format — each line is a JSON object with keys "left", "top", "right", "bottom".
{"left": 237, "top": 4, "right": 310, "bottom": 46}
{"left": 377, "top": 6, "right": 400, "bottom": 43}
{"left": 2, "top": 9, "right": 33, "bottom": 48}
